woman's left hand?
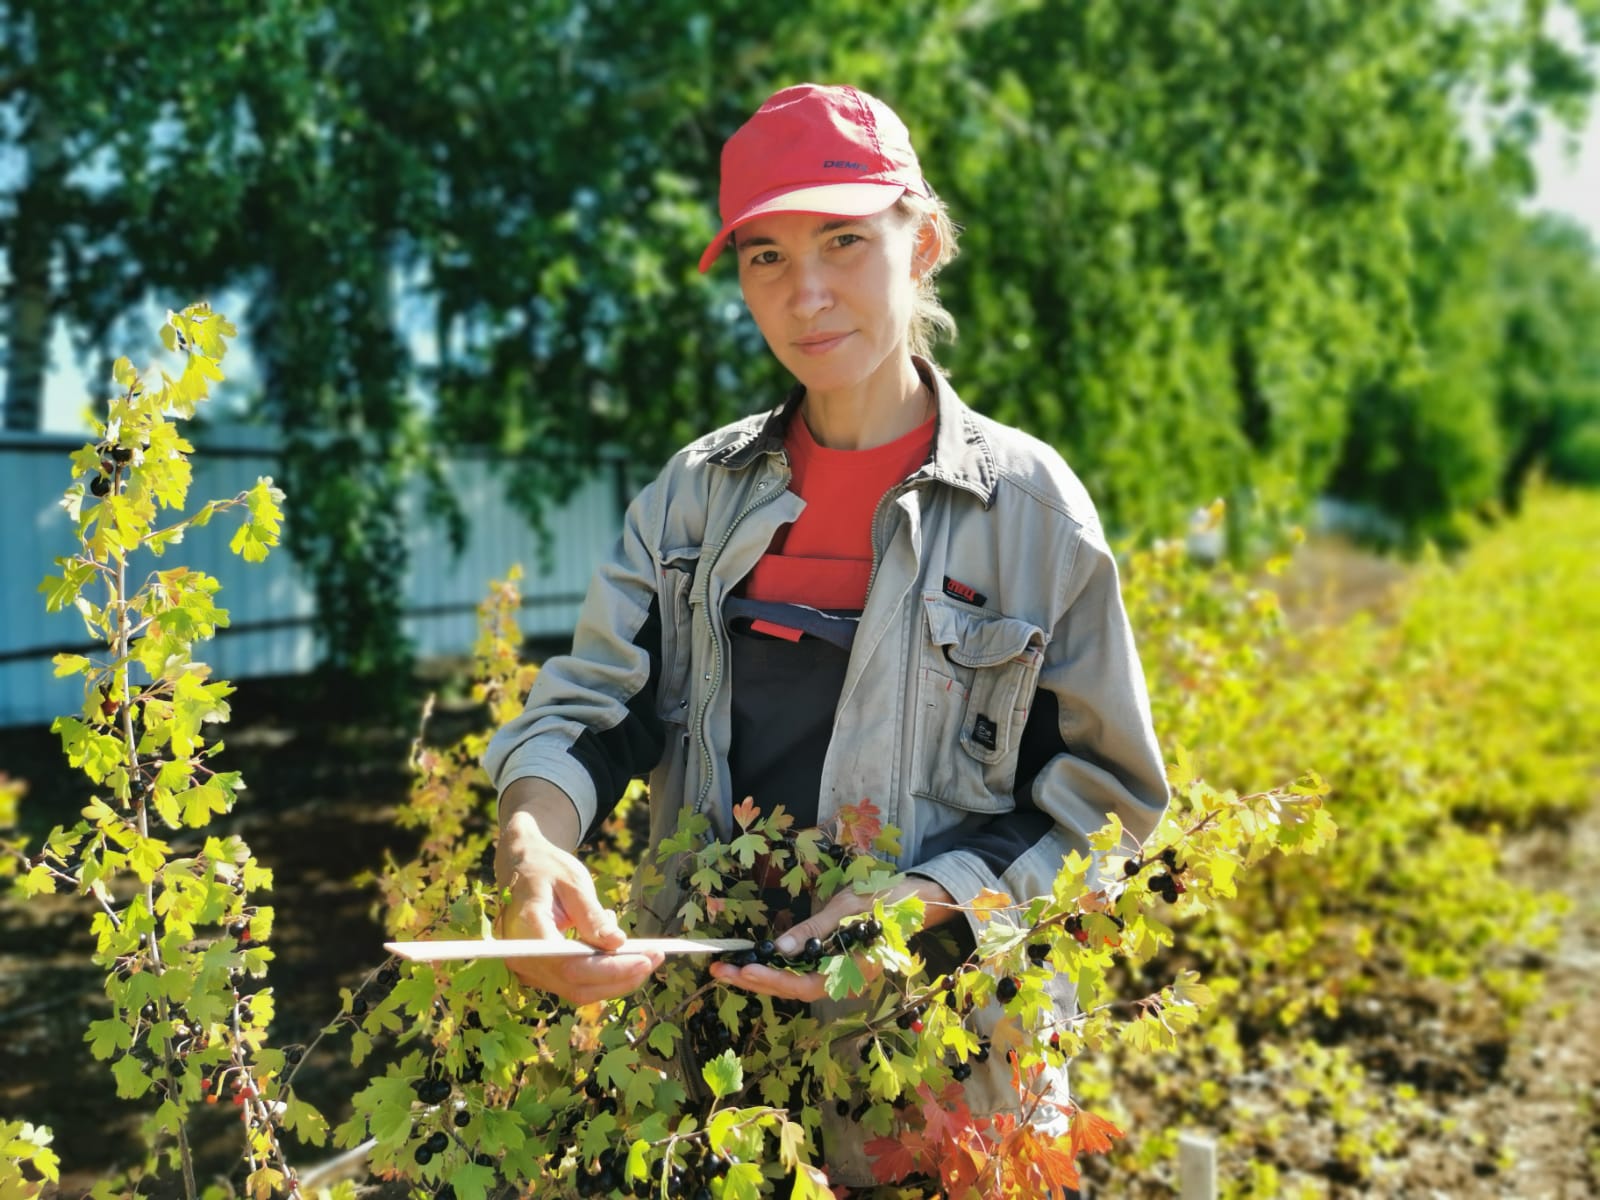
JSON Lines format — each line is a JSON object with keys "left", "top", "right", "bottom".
{"left": 709, "top": 876, "right": 957, "bottom": 1002}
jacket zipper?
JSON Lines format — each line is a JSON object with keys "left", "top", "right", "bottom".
{"left": 693, "top": 456, "right": 791, "bottom": 816}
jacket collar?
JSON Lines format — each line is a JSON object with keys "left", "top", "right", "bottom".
{"left": 707, "top": 356, "right": 998, "bottom": 506}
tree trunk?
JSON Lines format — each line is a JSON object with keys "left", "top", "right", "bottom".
{"left": 3, "top": 107, "right": 66, "bottom": 432}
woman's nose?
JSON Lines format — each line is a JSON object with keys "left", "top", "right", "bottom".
{"left": 788, "top": 259, "right": 833, "bottom": 321}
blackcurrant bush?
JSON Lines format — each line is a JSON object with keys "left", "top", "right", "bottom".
{"left": 996, "top": 976, "right": 1019, "bottom": 1004}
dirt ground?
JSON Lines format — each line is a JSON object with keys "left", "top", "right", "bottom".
{"left": 2, "top": 545, "right": 1597, "bottom": 1198}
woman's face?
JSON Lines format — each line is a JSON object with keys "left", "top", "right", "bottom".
{"left": 734, "top": 206, "right": 924, "bottom": 401}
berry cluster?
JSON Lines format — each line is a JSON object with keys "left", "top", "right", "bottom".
{"left": 1124, "top": 846, "right": 1188, "bottom": 903}
{"left": 573, "top": 1144, "right": 730, "bottom": 1199}
{"left": 711, "top": 917, "right": 883, "bottom": 972}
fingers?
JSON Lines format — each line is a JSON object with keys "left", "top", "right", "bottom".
{"left": 711, "top": 956, "right": 883, "bottom": 1002}
{"left": 709, "top": 960, "right": 828, "bottom": 1002}
{"left": 552, "top": 870, "right": 625, "bottom": 950}
{"left": 508, "top": 950, "right": 664, "bottom": 1002}
{"left": 774, "top": 890, "right": 868, "bottom": 959}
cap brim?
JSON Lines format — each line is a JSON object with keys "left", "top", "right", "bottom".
{"left": 697, "top": 182, "right": 909, "bottom": 273}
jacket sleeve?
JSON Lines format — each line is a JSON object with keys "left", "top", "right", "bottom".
{"left": 482, "top": 472, "right": 673, "bottom": 839}
{"left": 908, "top": 526, "right": 1169, "bottom": 944}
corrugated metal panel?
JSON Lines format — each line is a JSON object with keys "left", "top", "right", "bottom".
{"left": 0, "top": 432, "right": 623, "bottom": 728}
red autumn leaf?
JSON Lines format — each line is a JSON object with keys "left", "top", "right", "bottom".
{"left": 918, "top": 1081, "right": 983, "bottom": 1149}
{"left": 732, "top": 795, "right": 759, "bottom": 831}
{"left": 1001, "top": 1123, "right": 1081, "bottom": 1194}
{"left": 1068, "top": 1106, "right": 1125, "bottom": 1158}
{"left": 865, "top": 1133, "right": 924, "bottom": 1184}
{"left": 835, "top": 798, "right": 884, "bottom": 853}
{"left": 938, "top": 1140, "right": 988, "bottom": 1197}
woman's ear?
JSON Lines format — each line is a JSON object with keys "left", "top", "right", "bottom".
{"left": 912, "top": 215, "right": 941, "bottom": 279}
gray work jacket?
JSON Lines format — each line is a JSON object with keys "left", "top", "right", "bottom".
{"left": 484, "top": 361, "right": 1169, "bottom": 1181}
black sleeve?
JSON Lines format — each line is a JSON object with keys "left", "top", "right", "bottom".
{"left": 564, "top": 593, "right": 667, "bottom": 840}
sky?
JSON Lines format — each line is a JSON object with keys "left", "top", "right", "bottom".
{"left": 18, "top": 97, "right": 1600, "bottom": 435}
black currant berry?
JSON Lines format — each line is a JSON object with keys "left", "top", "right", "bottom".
{"left": 414, "top": 1145, "right": 433, "bottom": 1166}
{"left": 1123, "top": 857, "right": 1143, "bottom": 877}
{"left": 90, "top": 475, "right": 111, "bottom": 497}
{"left": 112, "top": 446, "right": 134, "bottom": 464}
{"left": 835, "top": 1099, "right": 849, "bottom": 1116}
{"left": 732, "top": 949, "right": 758, "bottom": 968}
{"left": 285, "top": 1046, "right": 304, "bottom": 1066}
{"left": 475, "top": 1153, "right": 493, "bottom": 1168}
{"left": 1161, "top": 847, "right": 1178, "bottom": 869}
{"left": 802, "top": 937, "right": 823, "bottom": 964}
{"left": 425, "top": 1131, "right": 448, "bottom": 1154}
{"left": 351, "top": 997, "right": 368, "bottom": 1016}
{"left": 1027, "top": 942, "right": 1050, "bottom": 965}
{"left": 996, "top": 976, "right": 1019, "bottom": 1004}
{"left": 454, "top": 1109, "right": 471, "bottom": 1128}
{"left": 951, "top": 1061, "right": 972, "bottom": 1082}
{"left": 755, "top": 939, "right": 776, "bottom": 965}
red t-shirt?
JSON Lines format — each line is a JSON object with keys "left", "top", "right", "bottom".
{"left": 743, "top": 410, "right": 937, "bottom": 618}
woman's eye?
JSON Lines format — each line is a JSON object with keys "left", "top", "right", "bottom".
{"left": 834, "top": 233, "right": 863, "bottom": 248}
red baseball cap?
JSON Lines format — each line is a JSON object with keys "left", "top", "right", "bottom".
{"left": 698, "top": 83, "right": 929, "bottom": 273}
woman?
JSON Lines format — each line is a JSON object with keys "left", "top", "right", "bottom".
{"left": 487, "top": 83, "right": 1169, "bottom": 1182}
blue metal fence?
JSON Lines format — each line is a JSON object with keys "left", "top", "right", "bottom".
{"left": 0, "top": 429, "right": 625, "bottom": 727}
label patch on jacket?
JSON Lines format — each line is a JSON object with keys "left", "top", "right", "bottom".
{"left": 972, "top": 714, "right": 998, "bottom": 751}
{"left": 943, "top": 576, "right": 987, "bottom": 607}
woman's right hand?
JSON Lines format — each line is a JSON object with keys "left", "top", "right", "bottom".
{"left": 495, "top": 805, "right": 663, "bottom": 1004}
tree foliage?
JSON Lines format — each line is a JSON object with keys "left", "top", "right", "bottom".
{"left": 2, "top": 0, "right": 1599, "bottom": 664}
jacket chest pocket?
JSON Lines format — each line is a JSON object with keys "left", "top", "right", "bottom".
{"left": 655, "top": 548, "right": 700, "bottom": 722}
{"left": 913, "top": 595, "right": 1045, "bottom": 811}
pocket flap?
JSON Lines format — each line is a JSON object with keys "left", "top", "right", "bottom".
{"left": 923, "top": 596, "right": 1044, "bottom": 668}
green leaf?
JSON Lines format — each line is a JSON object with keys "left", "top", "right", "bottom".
{"left": 87, "top": 1018, "right": 132, "bottom": 1060}
{"left": 646, "top": 1020, "right": 680, "bottom": 1059}
{"left": 350, "top": 1070, "right": 419, "bottom": 1145}
{"left": 820, "top": 953, "right": 867, "bottom": 1001}
{"left": 51, "top": 653, "right": 92, "bottom": 678}
{"left": 446, "top": 1163, "right": 497, "bottom": 1200}
{"left": 282, "top": 1098, "right": 329, "bottom": 1147}
{"left": 111, "top": 1053, "right": 151, "bottom": 1098}
{"left": 700, "top": 1049, "right": 743, "bottom": 1100}
{"left": 721, "top": 1161, "right": 764, "bottom": 1200}
{"left": 625, "top": 1140, "right": 650, "bottom": 1183}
